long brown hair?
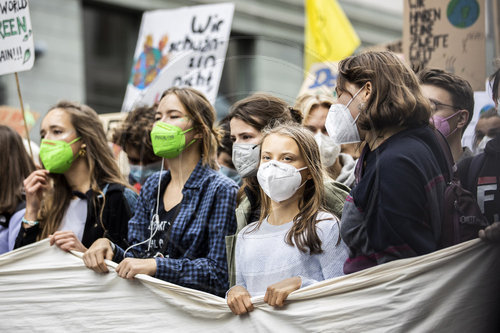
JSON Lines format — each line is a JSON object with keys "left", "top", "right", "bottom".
{"left": 255, "top": 122, "right": 332, "bottom": 255}
{"left": 38, "top": 101, "right": 128, "bottom": 239}
{"left": 337, "top": 51, "right": 431, "bottom": 134}
{"left": 228, "top": 93, "right": 303, "bottom": 203}
{"left": 0, "top": 125, "right": 35, "bottom": 214}
{"left": 160, "top": 87, "right": 220, "bottom": 169}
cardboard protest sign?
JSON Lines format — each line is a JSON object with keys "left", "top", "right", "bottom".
{"left": 403, "top": 0, "right": 486, "bottom": 91}
{"left": 0, "top": 0, "right": 34, "bottom": 75}
{"left": 298, "top": 62, "right": 338, "bottom": 98}
{"left": 0, "top": 104, "right": 38, "bottom": 137}
{"left": 121, "top": 3, "right": 234, "bottom": 112}
{"left": 98, "top": 112, "right": 127, "bottom": 141}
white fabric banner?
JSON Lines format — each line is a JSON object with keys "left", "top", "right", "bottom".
{"left": 0, "top": 239, "right": 499, "bottom": 332}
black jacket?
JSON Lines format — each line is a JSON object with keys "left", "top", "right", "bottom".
{"left": 458, "top": 137, "right": 500, "bottom": 225}
{"left": 15, "top": 183, "right": 133, "bottom": 250}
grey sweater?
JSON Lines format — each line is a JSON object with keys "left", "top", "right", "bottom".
{"left": 234, "top": 211, "right": 348, "bottom": 296}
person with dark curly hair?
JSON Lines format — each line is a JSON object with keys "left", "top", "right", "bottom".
{"left": 112, "top": 106, "right": 163, "bottom": 192}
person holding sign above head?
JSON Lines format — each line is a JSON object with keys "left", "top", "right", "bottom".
{"left": 226, "top": 123, "right": 348, "bottom": 314}
{"left": 15, "top": 101, "right": 137, "bottom": 252}
{"left": 326, "top": 51, "right": 449, "bottom": 274}
{"left": 83, "top": 87, "right": 238, "bottom": 297}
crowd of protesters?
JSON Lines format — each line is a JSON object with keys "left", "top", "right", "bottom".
{"left": 0, "top": 51, "right": 499, "bottom": 315}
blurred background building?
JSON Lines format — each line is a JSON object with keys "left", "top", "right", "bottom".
{"left": 0, "top": 0, "right": 497, "bottom": 142}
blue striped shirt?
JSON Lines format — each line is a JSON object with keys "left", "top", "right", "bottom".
{"left": 113, "top": 160, "right": 238, "bottom": 296}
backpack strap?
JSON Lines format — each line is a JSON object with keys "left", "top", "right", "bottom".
{"left": 457, "top": 156, "right": 473, "bottom": 191}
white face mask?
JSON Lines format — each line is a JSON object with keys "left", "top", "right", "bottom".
{"left": 325, "top": 84, "right": 366, "bottom": 144}
{"left": 232, "top": 143, "right": 261, "bottom": 178}
{"left": 257, "top": 160, "right": 308, "bottom": 202}
{"left": 475, "top": 136, "right": 493, "bottom": 155}
{"left": 314, "top": 132, "right": 340, "bottom": 167}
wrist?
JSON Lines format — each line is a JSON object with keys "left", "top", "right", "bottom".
{"left": 24, "top": 208, "right": 38, "bottom": 221}
{"left": 22, "top": 217, "right": 39, "bottom": 228}
{"left": 108, "top": 239, "right": 116, "bottom": 252}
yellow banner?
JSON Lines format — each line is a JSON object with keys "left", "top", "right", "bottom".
{"left": 304, "top": 0, "right": 360, "bottom": 72}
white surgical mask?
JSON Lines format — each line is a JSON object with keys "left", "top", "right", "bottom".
{"left": 232, "top": 143, "right": 261, "bottom": 178}
{"left": 474, "top": 136, "right": 493, "bottom": 155}
{"left": 314, "top": 132, "right": 340, "bottom": 167}
{"left": 257, "top": 160, "right": 308, "bottom": 202}
{"left": 325, "top": 84, "right": 366, "bottom": 144}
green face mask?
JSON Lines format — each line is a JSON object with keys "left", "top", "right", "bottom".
{"left": 39, "top": 137, "right": 81, "bottom": 173}
{"left": 150, "top": 121, "right": 196, "bottom": 159}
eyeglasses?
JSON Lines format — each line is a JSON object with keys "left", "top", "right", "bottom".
{"left": 428, "top": 98, "right": 460, "bottom": 112}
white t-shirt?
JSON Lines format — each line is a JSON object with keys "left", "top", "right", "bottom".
{"left": 58, "top": 198, "right": 87, "bottom": 241}
{"left": 235, "top": 211, "right": 348, "bottom": 296}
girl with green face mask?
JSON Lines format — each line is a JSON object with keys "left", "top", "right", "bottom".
{"left": 16, "top": 101, "right": 136, "bottom": 256}
{"left": 39, "top": 136, "right": 82, "bottom": 174}
{"left": 83, "top": 88, "right": 238, "bottom": 298}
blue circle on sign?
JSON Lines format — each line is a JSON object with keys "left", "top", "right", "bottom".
{"left": 447, "top": 0, "right": 480, "bottom": 28}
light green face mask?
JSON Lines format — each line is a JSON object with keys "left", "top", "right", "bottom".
{"left": 39, "top": 137, "right": 81, "bottom": 173}
{"left": 150, "top": 121, "right": 196, "bottom": 159}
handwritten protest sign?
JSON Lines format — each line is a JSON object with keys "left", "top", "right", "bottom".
{"left": 403, "top": 0, "right": 486, "bottom": 91}
{"left": 0, "top": 0, "right": 34, "bottom": 76}
{"left": 121, "top": 3, "right": 234, "bottom": 112}
{"left": 298, "top": 62, "right": 338, "bottom": 98}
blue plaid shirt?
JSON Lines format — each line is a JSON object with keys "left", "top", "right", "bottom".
{"left": 113, "top": 160, "right": 238, "bottom": 296}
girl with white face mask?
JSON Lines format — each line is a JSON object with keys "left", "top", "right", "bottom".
{"left": 226, "top": 123, "right": 348, "bottom": 315}
{"left": 226, "top": 94, "right": 349, "bottom": 287}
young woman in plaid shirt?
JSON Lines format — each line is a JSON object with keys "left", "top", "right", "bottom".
{"left": 84, "top": 87, "right": 238, "bottom": 297}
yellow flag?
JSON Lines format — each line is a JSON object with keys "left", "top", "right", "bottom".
{"left": 305, "top": 0, "right": 360, "bottom": 72}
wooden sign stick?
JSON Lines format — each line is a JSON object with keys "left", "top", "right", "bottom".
{"left": 14, "top": 72, "right": 34, "bottom": 159}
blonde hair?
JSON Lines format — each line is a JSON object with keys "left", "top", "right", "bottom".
{"left": 294, "top": 94, "right": 336, "bottom": 123}
{"left": 160, "top": 87, "right": 220, "bottom": 169}
{"left": 256, "top": 122, "right": 332, "bottom": 254}
{"left": 38, "top": 101, "right": 128, "bottom": 240}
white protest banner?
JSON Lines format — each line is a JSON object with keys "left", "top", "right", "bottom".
{"left": 0, "top": 0, "right": 34, "bottom": 76}
{"left": 0, "top": 239, "right": 499, "bottom": 331}
{"left": 121, "top": 3, "right": 234, "bottom": 112}
{"left": 298, "top": 62, "right": 338, "bottom": 98}
{"left": 403, "top": 0, "right": 486, "bottom": 91}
